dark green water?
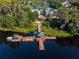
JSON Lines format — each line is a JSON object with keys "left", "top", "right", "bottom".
{"left": 0, "top": 41, "right": 79, "bottom": 59}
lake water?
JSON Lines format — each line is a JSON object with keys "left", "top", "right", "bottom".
{"left": 0, "top": 40, "right": 79, "bottom": 59}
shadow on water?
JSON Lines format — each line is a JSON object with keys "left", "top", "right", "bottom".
{"left": 56, "top": 35, "right": 79, "bottom": 47}
{"left": 1, "top": 31, "right": 79, "bottom": 59}
{"left": 0, "top": 30, "right": 79, "bottom": 49}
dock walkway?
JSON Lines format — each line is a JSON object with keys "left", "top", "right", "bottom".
{"left": 7, "top": 36, "right": 56, "bottom": 50}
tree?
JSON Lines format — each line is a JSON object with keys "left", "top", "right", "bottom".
{"left": 56, "top": 7, "right": 79, "bottom": 33}
{"left": 49, "top": 0, "right": 62, "bottom": 9}
{"left": 0, "top": 0, "right": 36, "bottom": 29}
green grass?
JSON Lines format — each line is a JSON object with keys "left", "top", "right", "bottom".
{"left": 0, "top": 26, "right": 72, "bottom": 37}
{"left": 42, "top": 26, "right": 72, "bottom": 37}
{"left": 0, "top": 27, "right": 36, "bottom": 34}
{"left": 0, "top": 23, "right": 37, "bottom": 34}
{"left": 72, "top": 33, "right": 79, "bottom": 36}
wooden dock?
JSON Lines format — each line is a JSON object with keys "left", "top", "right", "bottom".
{"left": 7, "top": 37, "right": 35, "bottom": 42}
{"left": 7, "top": 36, "right": 56, "bottom": 42}
{"left": 7, "top": 36, "right": 56, "bottom": 50}
{"left": 38, "top": 38, "right": 45, "bottom": 50}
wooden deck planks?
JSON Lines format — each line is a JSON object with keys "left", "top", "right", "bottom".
{"left": 38, "top": 38, "right": 45, "bottom": 50}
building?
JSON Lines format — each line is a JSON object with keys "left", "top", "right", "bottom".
{"left": 31, "top": 6, "right": 43, "bottom": 16}
{"left": 45, "top": 7, "right": 58, "bottom": 16}
{"left": 62, "top": 0, "right": 74, "bottom": 8}
{"left": 62, "top": 1, "right": 71, "bottom": 7}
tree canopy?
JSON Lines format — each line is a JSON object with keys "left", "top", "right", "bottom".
{"left": 0, "top": 0, "right": 79, "bottom": 35}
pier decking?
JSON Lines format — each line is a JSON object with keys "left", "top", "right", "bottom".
{"left": 38, "top": 38, "right": 45, "bottom": 50}
{"left": 7, "top": 36, "right": 56, "bottom": 50}
{"left": 7, "top": 36, "right": 56, "bottom": 42}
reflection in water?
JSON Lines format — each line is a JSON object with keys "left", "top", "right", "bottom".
{"left": 0, "top": 31, "right": 79, "bottom": 49}
{"left": 57, "top": 35, "right": 79, "bottom": 47}
{"left": 7, "top": 42, "right": 20, "bottom": 48}
{"left": 1, "top": 31, "right": 79, "bottom": 59}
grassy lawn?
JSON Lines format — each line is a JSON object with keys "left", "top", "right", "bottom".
{"left": 0, "top": 27, "right": 35, "bottom": 33}
{"left": 42, "top": 26, "right": 72, "bottom": 37}
{"left": 0, "top": 26, "right": 72, "bottom": 37}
